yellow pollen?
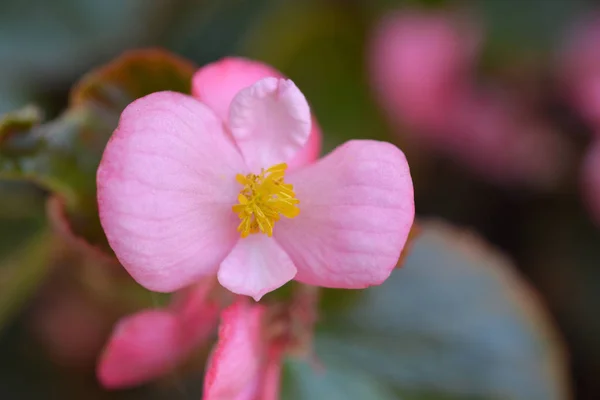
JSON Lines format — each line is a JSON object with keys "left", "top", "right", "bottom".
{"left": 232, "top": 163, "right": 300, "bottom": 238}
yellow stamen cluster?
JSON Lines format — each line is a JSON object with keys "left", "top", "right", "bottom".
{"left": 233, "top": 163, "right": 300, "bottom": 238}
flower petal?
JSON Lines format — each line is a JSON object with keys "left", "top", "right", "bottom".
{"left": 288, "top": 116, "right": 322, "bottom": 171}
{"left": 97, "top": 91, "right": 245, "bottom": 292}
{"left": 203, "top": 301, "right": 266, "bottom": 400}
{"left": 369, "top": 10, "right": 480, "bottom": 132}
{"left": 274, "top": 140, "right": 415, "bottom": 288}
{"left": 192, "top": 57, "right": 322, "bottom": 170}
{"left": 228, "top": 77, "right": 311, "bottom": 171}
{"left": 218, "top": 234, "right": 297, "bottom": 301}
{"left": 98, "top": 279, "right": 221, "bottom": 389}
{"left": 97, "top": 311, "right": 183, "bottom": 389}
{"left": 192, "top": 57, "right": 281, "bottom": 123}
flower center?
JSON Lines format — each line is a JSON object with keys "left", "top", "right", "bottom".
{"left": 233, "top": 163, "right": 300, "bottom": 238}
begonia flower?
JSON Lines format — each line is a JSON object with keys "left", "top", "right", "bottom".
{"left": 203, "top": 300, "right": 281, "bottom": 400}
{"left": 443, "top": 89, "right": 568, "bottom": 187}
{"left": 98, "top": 280, "right": 220, "bottom": 389}
{"left": 369, "top": 10, "right": 569, "bottom": 188}
{"left": 560, "top": 14, "right": 600, "bottom": 128}
{"left": 97, "top": 58, "right": 415, "bottom": 301}
{"left": 369, "top": 10, "right": 480, "bottom": 133}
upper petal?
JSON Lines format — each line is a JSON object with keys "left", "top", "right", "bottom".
{"left": 288, "top": 116, "right": 322, "bottom": 171}
{"left": 97, "top": 91, "right": 245, "bottom": 292}
{"left": 228, "top": 77, "right": 312, "bottom": 171}
{"left": 218, "top": 234, "right": 297, "bottom": 301}
{"left": 191, "top": 57, "right": 281, "bottom": 123}
{"left": 192, "top": 57, "right": 322, "bottom": 171}
{"left": 203, "top": 301, "right": 266, "bottom": 400}
{"left": 274, "top": 140, "right": 415, "bottom": 288}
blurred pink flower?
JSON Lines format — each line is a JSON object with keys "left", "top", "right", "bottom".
{"left": 97, "top": 58, "right": 415, "bottom": 301}
{"left": 444, "top": 89, "right": 568, "bottom": 187}
{"left": 369, "top": 9, "right": 480, "bottom": 133}
{"left": 203, "top": 300, "right": 281, "bottom": 400}
{"left": 97, "top": 279, "right": 220, "bottom": 389}
{"left": 582, "top": 140, "right": 600, "bottom": 225}
{"left": 560, "top": 14, "right": 600, "bottom": 127}
{"left": 369, "top": 10, "right": 569, "bottom": 188}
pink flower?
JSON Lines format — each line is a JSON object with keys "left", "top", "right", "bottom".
{"left": 560, "top": 14, "right": 600, "bottom": 127}
{"left": 97, "top": 57, "right": 415, "bottom": 300}
{"left": 97, "top": 280, "right": 220, "bottom": 389}
{"left": 369, "top": 10, "right": 569, "bottom": 188}
{"left": 369, "top": 9, "right": 480, "bottom": 133}
{"left": 443, "top": 88, "right": 568, "bottom": 188}
{"left": 203, "top": 300, "right": 281, "bottom": 400}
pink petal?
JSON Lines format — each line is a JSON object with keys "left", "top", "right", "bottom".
{"left": 98, "top": 280, "right": 221, "bottom": 389}
{"left": 257, "top": 349, "right": 283, "bottom": 400}
{"left": 228, "top": 77, "right": 311, "bottom": 171}
{"left": 97, "top": 91, "right": 246, "bottom": 292}
{"left": 560, "top": 14, "right": 600, "bottom": 127}
{"left": 203, "top": 301, "right": 266, "bottom": 400}
{"left": 191, "top": 57, "right": 322, "bottom": 170}
{"left": 275, "top": 140, "right": 414, "bottom": 288}
{"left": 97, "top": 311, "right": 184, "bottom": 389}
{"left": 192, "top": 57, "right": 281, "bottom": 123}
{"left": 369, "top": 10, "right": 480, "bottom": 132}
{"left": 288, "top": 116, "right": 322, "bottom": 171}
{"left": 444, "top": 89, "right": 569, "bottom": 188}
{"left": 218, "top": 234, "right": 297, "bottom": 301}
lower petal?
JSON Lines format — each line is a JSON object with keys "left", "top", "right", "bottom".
{"left": 275, "top": 140, "right": 415, "bottom": 288}
{"left": 203, "top": 301, "right": 266, "bottom": 400}
{"left": 218, "top": 235, "right": 297, "bottom": 301}
{"left": 97, "top": 311, "right": 183, "bottom": 389}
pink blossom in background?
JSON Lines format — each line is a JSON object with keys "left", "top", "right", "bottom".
{"left": 560, "top": 14, "right": 600, "bottom": 128}
{"left": 203, "top": 300, "right": 281, "bottom": 400}
{"left": 443, "top": 88, "right": 568, "bottom": 188}
{"left": 97, "top": 57, "right": 415, "bottom": 301}
{"left": 582, "top": 140, "right": 600, "bottom": 225}
{"left": 369, "top": 10, "right": 480, "bottom": 133}
{"left": 369, "top": 9, "right": 569, "bottom": 188}
{"left": 98, "top": 280, "right": 220, "bottom": 389}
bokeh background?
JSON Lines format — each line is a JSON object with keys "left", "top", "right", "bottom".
{"left": 1, "top": 0, "right": 599, "bottom": 399}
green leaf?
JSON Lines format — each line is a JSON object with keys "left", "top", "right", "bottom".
{"left": 284, "top": 221, "right": 569, "bottom": 400}
{"left": 281, "top": 358, "right": 397, "bottom": 400}
{"left": 0, "top": 49, "right": 196, "bottom": 246}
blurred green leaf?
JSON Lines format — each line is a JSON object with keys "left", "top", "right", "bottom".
{"left": 0, "top": 229, "right": 53, "bottom": 331}
{"left": 0, "top": 49, "right": 196, "bottom": 246}
{"left": 0, "top": 1, "right": 171, "bottom": 85}
{"left": 282, "top": 358, "right": 397, "bottom": 400}
{"left": 477, "top": 0, "right": 591, "bottom": 61}
{"left": 284, "top": 221, "right": 570, "bottom": 400}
